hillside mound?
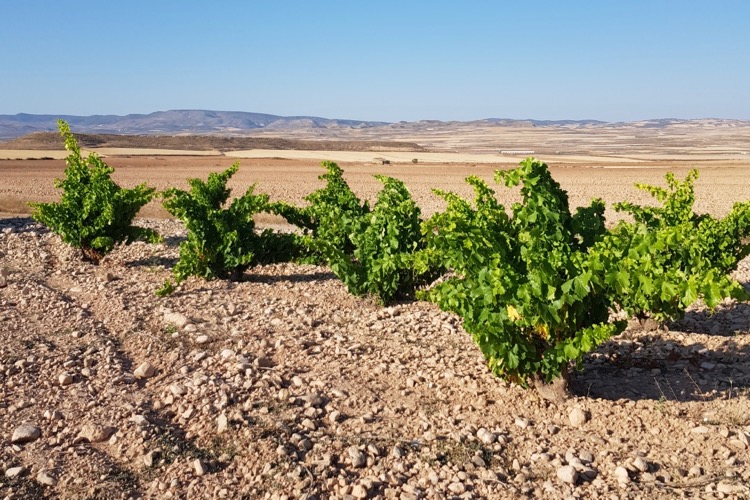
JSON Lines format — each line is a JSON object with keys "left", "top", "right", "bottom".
{"left": 0, "top": 132, "right": 426, "bottom": 153}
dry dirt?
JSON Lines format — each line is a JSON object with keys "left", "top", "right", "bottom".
{"left": 2, "top": 156, "right": 750, "bottom": 223}
{"left": 1, "top": 151, "right": 749, "bottom": 499}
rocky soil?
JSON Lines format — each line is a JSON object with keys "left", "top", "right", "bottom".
{"left": 1, "top": 217, "right": 749, "bottom": 499}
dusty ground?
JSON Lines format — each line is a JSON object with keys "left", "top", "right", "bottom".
{"left": 1, "top": 156, "right": 750, "bottom": 224}
{"left": 0, "top": 146, "right": 749, "bottom": 498}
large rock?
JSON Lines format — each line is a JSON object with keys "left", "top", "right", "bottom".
{"left": 36, "top": 470, "right": 56, "bottom": 486}
{"left": 77, "top": 423, "right": 116, "bottom": 443}
{"left": 164, "top": 312, "right": 190, "bottom": 328}
{"left": 134, "top": 362, "right": 156, "bottom": 379}
{"left": 11, "top": 424, "right": 41, "bottom": 444}
{"left": 5, "top": 466, "right": 26, "bottom": 478}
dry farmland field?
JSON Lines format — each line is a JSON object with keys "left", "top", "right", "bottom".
{"left": 1, "top": 124, "right": 750, "bottom": 498}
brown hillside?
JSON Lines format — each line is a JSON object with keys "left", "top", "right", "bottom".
{"left": 0, "top": 132, "right": 426, "bottom": 153}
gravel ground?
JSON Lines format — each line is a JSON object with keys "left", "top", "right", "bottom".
{"left": 0, "top": 217, "right": 749, "bottom": 499}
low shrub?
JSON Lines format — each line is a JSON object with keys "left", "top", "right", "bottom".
{"left": 31, "top": 120, "right": 159, "bottom": 263}
{"left": 159, "top": 162, "right": 301, "bottom": 294}
{"left": 419, "top": 158, "right": 618, "bottom": 386}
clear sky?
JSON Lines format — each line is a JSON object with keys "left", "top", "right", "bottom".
{"left": 1, "top": 1, "right": 748, "bottom": 122}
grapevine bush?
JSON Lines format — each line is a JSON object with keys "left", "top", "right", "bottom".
{"left": 31, "top": 120, "right": 159, "bottom": 263}
{"left": 419, "top": 160, "right": 749, "bottom": 387}
{"left": 274, "top": 162, "right": 431, "bottom": 304}
{"left": 322, "top": 175, "right": 428, "bottom": 304}
{"left": 419, "top": 159, "right": 620, "bottom": 385}
{"left": 271, "top": 161, "right": 370, "bottom": 261}
{"left": 159, "top": 162, "right": 300, "bottom": 294}
{"left": 594, "top": 170, "right": 750, "bottom": 322}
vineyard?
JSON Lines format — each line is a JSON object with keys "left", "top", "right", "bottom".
{"left": 1, "top": 122, "right": 749, "bottom": 497}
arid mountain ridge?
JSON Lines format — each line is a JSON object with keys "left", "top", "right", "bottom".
{"left": 2, "top": 110, "right": 748, "bottom": 141}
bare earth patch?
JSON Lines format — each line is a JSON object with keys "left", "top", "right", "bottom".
{"left": 0, "top": 217, "right": 750, "bottom": 498}
{"left": 1, "top": 166, "right": 749, "bottom": 497}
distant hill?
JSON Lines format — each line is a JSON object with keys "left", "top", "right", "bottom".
{"left": 0, "top": 110, "right": 389, "bottom": 140}
{"left": 1, "top": 110, "right": 748, "bottom": 141}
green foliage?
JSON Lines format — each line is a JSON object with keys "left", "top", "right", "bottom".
{"left": 593, "top": 171, "right": 750, "bottom": 321}
{"left": 270, "top": 161, "right": 369, "bottom": 261}
{"left": 421, "top": 161, "right": 750, "bottom": 385}
{"left": 274, "top": 162, "right": 429, "bottom": 304}
{"left": 322, "top": 175, "right": 428, "bottom": 304}
{"left": 160, "top": 162, "right": 300, "bottom": 293}
{"left": 420, "top": 158, "right": 619, "bottom": 385}
{"left": 30, "top": 120, "right": 159, "bottom": 262}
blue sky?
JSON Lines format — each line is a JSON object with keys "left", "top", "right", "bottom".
{"left": 1, "top": 1, "right": 748, "bottom": 122}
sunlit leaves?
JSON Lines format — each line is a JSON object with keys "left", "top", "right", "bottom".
{"left": 159, "top": 162, "right": 302, "bottom": 294}
{"left": 31, "top": 120, "right": 159, "bottom": 262}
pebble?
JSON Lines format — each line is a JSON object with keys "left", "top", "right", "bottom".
{"left": 738, "top": 431, "right": 749, "bottom": 445}
{"left": 5, "top": 466, "right": 26, "bottom": 478}
{"left": 164, "top": 312, "right": 190, "bottom": 328}
{"left": 77, "top": 424, "right": 116, "bottom": 443}
{"left": 217, "top": 413, "right": 228, "bottom": 434}
{"left": 11, "top": 424, "right": 41, "bottom": 444}
{"left": 569, "top": 407, "right": 588, "bottom": 427}
{"left": 448, "top": 482, "right": 466, "bottom": 493}
{"left": 515, "top": 417, "right": 529, "bottom": 429}
{"left": 36, "top": 470, "right": 57, "bottom": 486}
{"left": 717, "top": 481, "right": 747, "bottom": 495}
{"left": 195, "top": 335, "right": 209, "bottom": 344}
{"left": 614, "top": 466, "right": 630, "bottom": 484}
{"left": 557, "top": 465, "right": 578, "bottom": 484}
{"left": 134, "top": 362, "right": 156, "bottom": 379}
{"left": 348, "top": 446, "right": 366, "bottom": 468}
{"left": 193, "top": 459, "right": 208, "bottom": 476}
{"left": 169, "top": 384, "right": 186, "bottom": 396}
{"left": 477, "top": 427, "right": 497, "bottom": 444}
{"left": 58, "top": 373, "right": 74, "bottom": 386}
{"left": 351, "top": 484, "right": 370, "bottom": 498}
{"left": 632, "top": 456, "right": 649, "bottom": 472}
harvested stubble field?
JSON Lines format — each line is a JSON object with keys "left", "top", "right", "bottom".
{"left": 1, "top": 149, "right": 750, "bottom": 499}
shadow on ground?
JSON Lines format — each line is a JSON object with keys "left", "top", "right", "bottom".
{"left": 670, "top": 302, "right": 750, "bottom": 336}
{"left": 244, "top": 270, "right": 338, "bottom": 285}
{"left": 571, "top": 326, "right": 750, "bottom": 402}
{"left": 0, "top": 216, "right": 44, "bottom": 233}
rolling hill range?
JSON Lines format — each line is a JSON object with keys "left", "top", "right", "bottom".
{"left": 1, "top": 111, "right": 750, "bottom": 158}
{"left": 4, "top": 110, "right": 749, "bottom": 141}
{"left": 0, "top": 110, "right": 390, "bottom": 140}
